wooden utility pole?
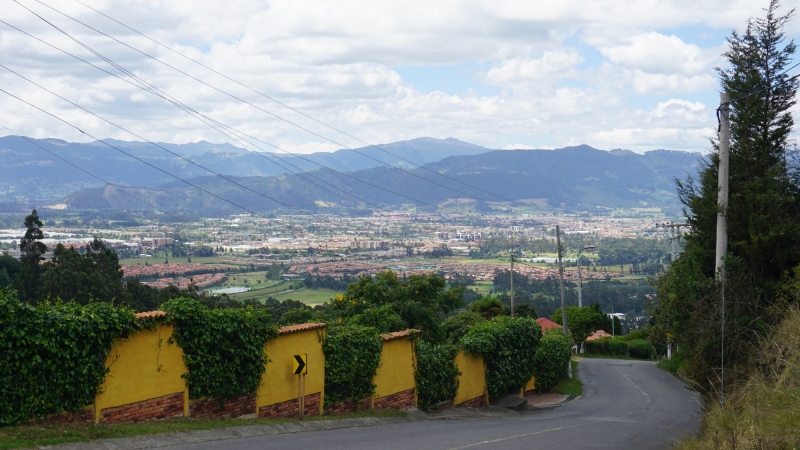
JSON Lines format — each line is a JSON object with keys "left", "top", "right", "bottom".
{"left": 510, "top": 254, "right": 515, "bottom": 317}
{"left": 556, "top": 225, "right": 571, "bottom": 377}
{"left": 717, "top": 93, "right": 730, "bottom": 407}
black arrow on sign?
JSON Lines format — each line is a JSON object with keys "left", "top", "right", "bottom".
{"left": 294, "top": 354, "right": 306, "bottom": 375}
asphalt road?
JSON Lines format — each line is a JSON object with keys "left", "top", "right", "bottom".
{"left": 168, "top": 358, "right": 700, "bottom": 450}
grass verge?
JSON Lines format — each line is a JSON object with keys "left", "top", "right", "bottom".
{"left": 0, "top": 409, "right": 408, "bottom": 450}
{"left": 552, "top": 359, "right": 582, "bottom": 396}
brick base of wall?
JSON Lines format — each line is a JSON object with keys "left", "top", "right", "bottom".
{"left": 100, "top": 392, "right": 184, "bottom": 424}
{"left": 324, "top": 396, "right": 372, "bottom": 415}
{"left": 258, "top": 392, "right": 321, "bottom": 418}
{"left": 189, "top": 394, "right": 255, "bottom": 419}
{"left": 34, "top": 406, "right": 95, "bottom": 424}
{"left": 373, "top": 388, "right": 415, "bottom": 410}
{"left": 455, "top": 395, "right": 488, "bottom": 408}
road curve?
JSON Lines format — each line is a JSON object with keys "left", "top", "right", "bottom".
{"left": 167, "top": 358, "right": 701, "bottom": 450}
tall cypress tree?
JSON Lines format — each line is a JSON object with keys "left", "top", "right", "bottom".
{"left": 657, "top": 0, "right": 799, "bottom": 397}
{"left": 15, "top": 209, "right": 47, "bottom": 303}
{"left": 679, "top": 0, "right": 799, "bottom": 281}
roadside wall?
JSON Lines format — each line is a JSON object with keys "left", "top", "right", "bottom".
{"left": 372, "top": 331, "right": 417, "bottom": 409}
{"left": 453, "top": 350, "right": 488, "bottom": 407}
{"left": 257, "top": 323, "right": 326, "bottom": 418}
{"left": 94, "top": 319, "right": 188, "bottom": 423}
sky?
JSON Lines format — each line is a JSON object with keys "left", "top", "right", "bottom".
{"left": 0, "top": 0, "right": 798, "bottom": 155}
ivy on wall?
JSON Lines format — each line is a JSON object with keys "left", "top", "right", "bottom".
{"left": 414, "top": 342, "right": 460, "bottom": 410}
{"left": 460, "top": 316, "right": 541, "bottom": 398}
{"left": 162, "top": 297, "right": 277, "bottom": 399}
{"left": 532, "top": 330, "right": 572, "bottom": 392}
{"left": 321, "top": 324, "right": 382, "bottom": 406}
{"left": 0, "top": 290, "right": 138, "bottom": 425}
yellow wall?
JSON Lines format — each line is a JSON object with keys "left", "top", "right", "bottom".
{"left": 523, "top": 375, "right": 536, "bottom": 396}
{"left": 257, "top": 328, "right": 325, "bottom": 414}
{"left": 95, "top": 322, "right": 188, "bottom": 421}
{"left": 373, "top": 337, "right": 416, "bottom": 404}
{"left": 453, "top": 350, "right": 488, "bottom": 405}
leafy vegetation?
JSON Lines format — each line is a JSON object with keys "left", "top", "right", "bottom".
{"left": 460, "top": 316, "right": 541, "bottom": 398}
{"left": 321, "top": 324, "right": 383, "bottom": 406}
{"left": 414, "top": 342, "right": 460, "bottom": 410}
{"left": 532, "top": 330, "right": 572, "bottom": 392}
{"left": 0, "top": 290, "right": 138, "bottom": 426}
{"left": 162, "top": 297, "right": 277, "bottom": 400}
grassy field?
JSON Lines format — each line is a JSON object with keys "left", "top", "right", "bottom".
{"left": 270, "top": 288, "right": 340, "bottom": 305}
{"left": 0, "top": 410, "right": 408, "bottom": 449}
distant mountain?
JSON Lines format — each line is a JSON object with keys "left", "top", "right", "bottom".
{"left": 0, "top": 135, "right": 492, "bottom": 210}
{"left": 61, "top": 144, "right": 702, "bottom": 215}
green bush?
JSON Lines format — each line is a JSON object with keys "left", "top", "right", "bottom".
{"left": 609, "top": 339, "right": 630, "bottom": 357}
{"left": 349, "top": 305, "right": 406, "bottom": 333}
{"left": 460, "top": 316, "right": 541, "bottom": 398}
{"left": 322, "top": 324, "right": 383, "bottom": 406}
{"left": 442, "top": 311, "right": 485, "bottom": 345}
{"left": 585, "top": 338, "right": 610, "bottom": 355}
{"left": 627, "top": 339, "right": 655, "bottom": 359}
{"left": 414, "top": 342, "right": 460, "bottom": 410}
{"left": 533, "top": 331, "right": 572, "bottom": 392}
{"left": 0, "top": 290, "right": 138, "bottom": 425}
{"left": 162, "top": 297, "right": 277, "bottom": 399}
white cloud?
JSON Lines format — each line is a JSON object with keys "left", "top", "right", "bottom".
{"left": 0, "top": 0, "right": 790, "bottom": 157}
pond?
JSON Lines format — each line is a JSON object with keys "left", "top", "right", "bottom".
{"left": 208, "top": 286, "right": 251, "bottom": 294}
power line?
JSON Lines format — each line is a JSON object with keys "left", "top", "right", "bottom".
{"left": 0, "top": 123, "right": 186, "bottom": 221}
{"left": 28, "top": 0, "right": 512, "bottom": 204}
{"left": 0, "top": 87, "right": 301, "bottom": 218}
{"left": 0, "top": 17, "right": 437, "bottom": 210}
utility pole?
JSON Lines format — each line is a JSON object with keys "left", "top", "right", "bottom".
{"left": 556, "top": 225, "right": 571, "bottom": 377}
{"left": 510, "top": 254, "right": 515, "bottom": 317}
{"left": 717, "top": 92, "right": 731, "bottom": 407}
{"left": 577, "top": 253, "right": 583, "bottom": 308}
{"left": 655, "top": 222, "right": 689, "bottom": 262}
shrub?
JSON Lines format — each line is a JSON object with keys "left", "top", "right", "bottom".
{"left": 162, "top": 297, "right": 277, "bottom": 399}
{"left": 627, "top": 339, "right": 655, "bottom": 359}
{"left": 608, "top": 339, "right": 630, "bottom": 357}
{"left": 533, "top": 331, "right": 572, "bottom": 392}
{"left": 349, "top": 305, "right": 406, "bottom": 333}
{"left": 585, "top": 338, "right": 610, "bottom": 355}
{"left": 414, "top": 342, "right": 460, "bottom": 410}
{"left": 442, "top": 311, "right": 485, "bottom": 345}
{"left": 321, "top": 324, "right": 383, "bottom": 406}
{"left": 460, "top": 316, "right": 541, "bottom": 398}
{"left": 0, "top": 290, "right": 138, "bottom": 425}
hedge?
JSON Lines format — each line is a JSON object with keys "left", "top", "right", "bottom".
{"left": 0, "top": 290, "right": 138, "bottom": 425}
{"left": 533, "top": 331, "right": 572, "bottom": 392}
{"left": 460, "top": 316, "right": 541, "bottom": 398}
{"left": 321, "top": 324, "right": 383, "bottom": 406}
{"left": 414, "top": 342, "right": 460, "bottom": 410}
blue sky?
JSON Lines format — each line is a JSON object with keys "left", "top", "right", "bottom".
{"left": 0, "top": 0, "right": 797, "bottom": 154}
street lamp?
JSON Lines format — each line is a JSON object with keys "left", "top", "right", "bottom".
{"left": 576, "top": 244, "right": 596, "bottom": 308}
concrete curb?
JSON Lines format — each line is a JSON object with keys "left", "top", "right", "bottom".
{"left": 40, "top": 401, "right": 577, "bottom": 449}
{"left": 528, "top": 395, "right": 580, "bottom": 410}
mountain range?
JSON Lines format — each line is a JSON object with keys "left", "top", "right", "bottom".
{"left": 0, "top": 135, "right": 702, "bottom": 215}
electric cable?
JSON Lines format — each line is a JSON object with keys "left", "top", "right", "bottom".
{"left": 27, "top": 0, "right": 511, "bottom": 203}
{"left": 0, "top": 122, "right": 186, "bottom": 221}
{"left": 0, "top": 17, "right": 437, "bottom": 209}
{"left": 0, "top": 87, "right": 305, "bottom": 217}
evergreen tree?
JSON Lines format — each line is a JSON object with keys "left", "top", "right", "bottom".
{"left": 657, "top": 1, "right": 798, "bottom": 398}
{"left": 14, "top": 209, "right": 47, "bottom": 303}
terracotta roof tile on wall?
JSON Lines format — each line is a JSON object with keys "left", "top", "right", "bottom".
{"left": 135, "top": 310, "right": 167, "bottom": 319}
{"left": 278, "top": 322, "right": 327, "bottom": 335}
{"left": 380, "top": 329, "right": 420, "bottom": 341}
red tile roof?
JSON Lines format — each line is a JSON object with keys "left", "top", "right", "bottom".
{"left": 135, "top": 310, "right": 167, "bottom": 319}
{"left": 536, "top": 317, "right": 563, "bottom": 330}
{"left": 380, "top": 329, "right": 420, "bottom": 341}
{"left": 586, "top": 330, "right": 612, "bottom": 341}
{"left": 278, "top": 322, "right": 327, "bottom": 335}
